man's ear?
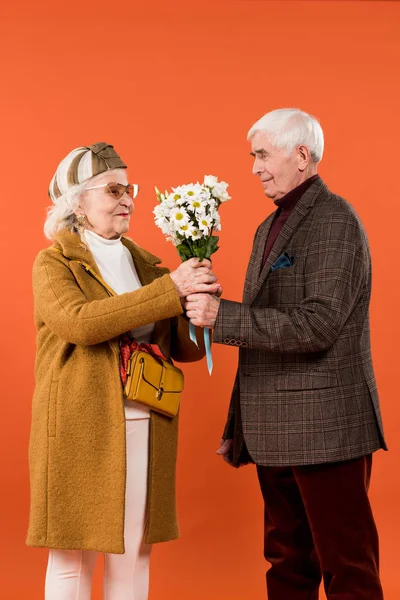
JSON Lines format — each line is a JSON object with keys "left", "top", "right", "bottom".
{"left": 297, "top": 145, "right": 311, "bottom": 172}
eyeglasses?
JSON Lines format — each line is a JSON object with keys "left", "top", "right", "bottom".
{"left": 86, "top": 182, "right": 140, "bottom": 200}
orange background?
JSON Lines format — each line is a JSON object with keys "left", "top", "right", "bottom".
{"left": 0, "top": 0, "right": 399, "bottom": 598}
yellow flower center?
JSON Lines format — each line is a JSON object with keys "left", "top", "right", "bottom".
{"left": 173, "top": 194, "right": 181, "bottom": 201}
{"left": 192, "top": 201, "right": 201, "bottom": 208}
{"left": 180, "top": 224, "right": 189, "bottom": 231}
{"left": 176, "top": 213, "right": 184, "bottom": 221}
{"left": 187, "top": 191, "right": 195, "bottom": 196}
{"left": 201, "top": 219, "right": 208, "bottom": 226}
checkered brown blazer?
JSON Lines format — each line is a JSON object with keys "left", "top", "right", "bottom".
{"left": 213, "top": 177, "right": 387, "bottom": 466}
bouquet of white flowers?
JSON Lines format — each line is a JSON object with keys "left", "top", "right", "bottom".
{"left": 154, "top": 175, "right": 231, "bottom": 373}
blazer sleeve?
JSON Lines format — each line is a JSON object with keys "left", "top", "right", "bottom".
{"left": 213, "top": 216, "right": 369, "bottom": 354}
{"left": 33, "top": 250, "right": 184, "bottom": 346}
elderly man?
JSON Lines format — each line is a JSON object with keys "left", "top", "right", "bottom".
{"left": 185, "top": 108, "right": 386, "bottom": 600}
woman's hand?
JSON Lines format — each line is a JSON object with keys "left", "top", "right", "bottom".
{"left": 170, "top": 258, "right": 220, "bottom": 298}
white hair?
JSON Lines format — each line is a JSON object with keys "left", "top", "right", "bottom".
{"left": 247, "top": 108, "right": 324, "bottom": 163}
{"left": 44, "top": 181, "right": 87, "bottom": 240}
{"left": 43, "top": 168, "right": 125, "bottom": 240}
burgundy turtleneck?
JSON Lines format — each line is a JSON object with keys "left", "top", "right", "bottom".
{"left": 260, "top": 174, "right": 320, "bottom": 272}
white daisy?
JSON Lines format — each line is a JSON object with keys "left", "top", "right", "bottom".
{"left": 170, "top": 207, "right": 190, "bottom": 226}
{"left": 155, "top": 217, "right": 173, "bottom": 236}
{"left": 198, "top": 214, "right": 212, "bottom": 235}
{"left": 188, "top": 226, "right": 202, "bottom": 240}
{"left": 187, "top": 197, "right": 206, "bottom": 212}
{"left": 179, "top": 223, "right": 191, "bottom": 237}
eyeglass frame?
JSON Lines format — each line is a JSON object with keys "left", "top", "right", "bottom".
{"left": 85, "top": 182, "right": 140, "bottom": 199}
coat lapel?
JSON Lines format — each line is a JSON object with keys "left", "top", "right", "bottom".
{"left": 54, "top": 229, "right": 103, "bottom": 277}
{"left": 121, "top": 236, "right": 163, "bottom": 286}
{"left": 54, "top": 230, "right": 163, "bottom": 287}
{"left": 248, "top": 178, "right": 327, "bottom": 305}
{"left": 122, "top": 237, "right": 172, "bottom": 349}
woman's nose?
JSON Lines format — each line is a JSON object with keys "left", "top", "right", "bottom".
{"left": 122, "top": 194, "right": 134, "bottom": 207}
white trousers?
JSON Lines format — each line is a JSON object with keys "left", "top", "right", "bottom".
{"left": 45, "top": 419, "right": 152, "bottom": 600}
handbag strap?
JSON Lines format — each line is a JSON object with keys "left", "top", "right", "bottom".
{"left": 50, "top": 246, "right": 116, "bottom": 297}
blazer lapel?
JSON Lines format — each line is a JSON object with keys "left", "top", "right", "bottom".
{"left": 243, "top": 213, "right": 275, "bottom": 303}
{"left": 249, "top": 177, "right": 327, "bottom": 305}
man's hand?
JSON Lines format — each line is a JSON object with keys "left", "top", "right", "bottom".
{"left": 170, "top": 258, "right": 220, "bottom": 298}
{"left": 216, "top": 439, "right": 233, "bottom": 465}
{"left": 184, "top": 292, "right": 220, "bottom": 328}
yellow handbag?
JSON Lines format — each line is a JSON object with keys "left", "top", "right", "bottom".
{"left": 123, "top": 349, "right": 184, "bottom": 417}
{"left": 50, "top": 246, "right": 184, "bottom": 417}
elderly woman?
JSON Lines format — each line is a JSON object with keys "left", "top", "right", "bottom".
{"left": 27, "top": 142, "right": 219, "bottom": 600}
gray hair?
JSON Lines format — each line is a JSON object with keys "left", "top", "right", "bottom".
{"left": 44, "top": 181, "right": 87, "bottom": 240}
{"left": 247, "top": 108, "right": 324, "bottom": 163}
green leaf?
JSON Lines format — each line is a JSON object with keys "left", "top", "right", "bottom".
{"left": 176, "top": 243, "right": 193, "bottom": 262}
{"left": 176, "top": 244, "right": 191, "bottom": 256}
{"left": 198, "top": 247, "right": 207, "bottom": 261}
{"left": 205, "top": 236, "right": 220, "bottom": 259}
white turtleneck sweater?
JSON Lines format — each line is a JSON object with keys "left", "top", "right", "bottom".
{"left": 85, "top": 229, "right": 154, "bottom": 419}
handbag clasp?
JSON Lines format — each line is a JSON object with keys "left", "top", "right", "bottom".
{"left": 157, "top": 387, "right": 164, "bottom": 401}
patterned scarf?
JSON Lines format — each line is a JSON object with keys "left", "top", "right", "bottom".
{"left": 119, "top": 333, "right": 167, "bottom": 386}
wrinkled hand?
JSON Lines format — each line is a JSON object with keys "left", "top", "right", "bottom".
{"left": 170, "top": 258, "right": 220, "bottom": 298}
{"left": 184, "top": 292, "right": 220, "bottom": 328}
{"left": 216, "top": 439, "right": 233, "bottom": 465}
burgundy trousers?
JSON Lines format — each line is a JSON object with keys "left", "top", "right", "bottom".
{"left": 256, "top": 455, "right": 384, "bottom": 600}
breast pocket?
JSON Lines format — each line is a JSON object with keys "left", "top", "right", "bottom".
{"left": 266, "top": 263, "right": 303, "bottom": 306}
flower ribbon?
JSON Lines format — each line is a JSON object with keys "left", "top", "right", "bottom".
{"left": 189, "top": 323, "right": 213, "bottom": 375}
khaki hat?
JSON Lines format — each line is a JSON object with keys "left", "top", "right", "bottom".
{"left": 49, "top": 142, "right": 127, "bottom": 203}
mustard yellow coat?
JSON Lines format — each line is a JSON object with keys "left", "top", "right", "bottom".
{"left": 27, "top": 229, "right": 205, "bottom": 554}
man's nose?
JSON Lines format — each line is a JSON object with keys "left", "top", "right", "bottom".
{"left": 252, "top": 157, "right": 264, "bottom": 176}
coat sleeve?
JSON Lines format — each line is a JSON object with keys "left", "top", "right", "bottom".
{"left": 213, "top": 216, "right": 369, "bottom": 354}
{"left": 33, "top": 250, "right": 184, "bottom": 346}
{"left": 169, "top": 315, "right": 206, "bottom": 363}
